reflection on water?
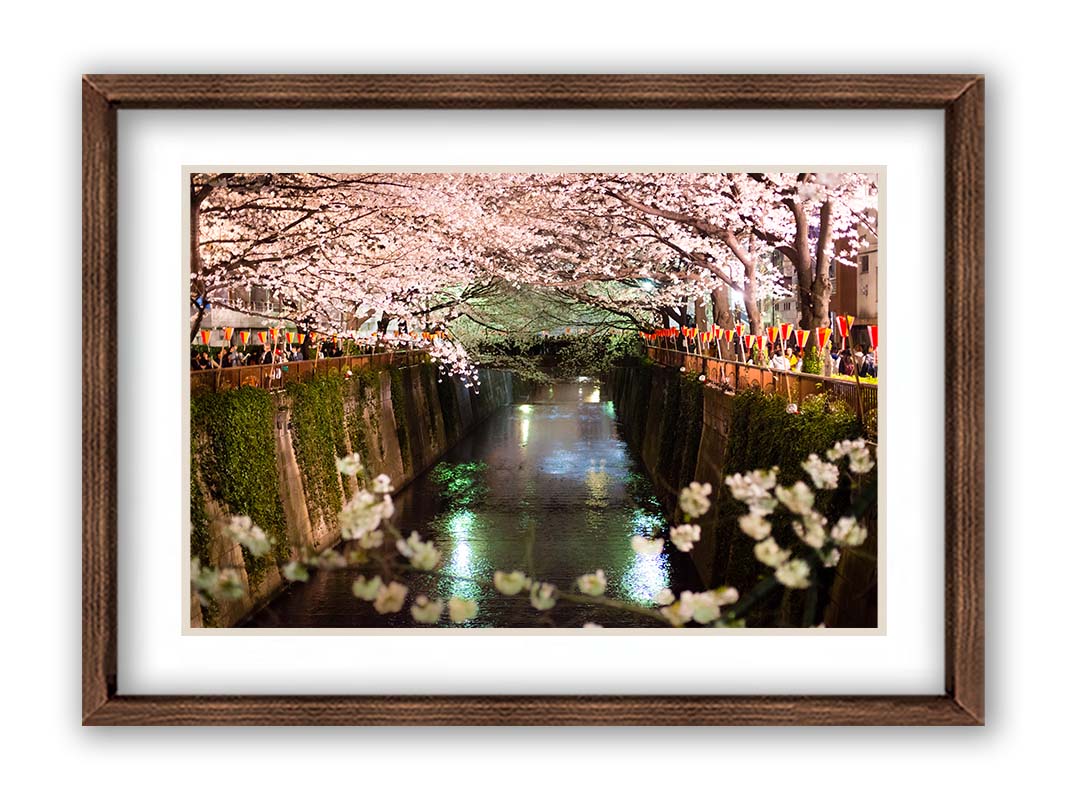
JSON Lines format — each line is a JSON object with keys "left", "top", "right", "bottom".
{"left": 246, "top": 380, "right": 703, "bottom": 628}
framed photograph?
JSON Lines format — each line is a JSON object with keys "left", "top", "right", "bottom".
{"left": 83, "top": 74, "right": 983, "bottom": 725}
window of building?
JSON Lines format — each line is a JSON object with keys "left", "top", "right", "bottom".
{"left": 860, "top": 254, "right": 870, "bottom": 274}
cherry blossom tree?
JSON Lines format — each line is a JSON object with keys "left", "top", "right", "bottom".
{"left": 191, "top": 171, "right": 876, "bottom": 353}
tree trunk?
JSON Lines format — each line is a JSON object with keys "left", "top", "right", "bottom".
{"left": 788, "top": 199, "right": 814, "bottom": 331}
{"left": 810, "top": 199, "right": 835, "bottom": 331}
{"left": 190, "top": 187, "right": 205, "bottom": 342}
{"left": 743, "top": 292, "right": 763, "bottom": 337}
{"left": 694, "top": 298, "right": 708, "bottom": 332}
{"left": 711, "top": 286, "right": 736, "bottom": 361}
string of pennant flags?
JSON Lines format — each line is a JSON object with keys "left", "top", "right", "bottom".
{"left": 196, "top": 327, "right": 447, "bottom": 346}
{"left": 640, "top": 316, "right": 878, "bottom": 358}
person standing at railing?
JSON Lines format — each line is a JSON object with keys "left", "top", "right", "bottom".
{"left": 770, "top": 348, "right": 790, "bottom": 371}
{"left": 860, "top": 348, "right": 877, "bottom": 379}
{"left": 836, "top": 347, "right": 856, "bottom": 377}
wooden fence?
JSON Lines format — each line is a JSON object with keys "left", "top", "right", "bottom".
{"left": 646, "top": 345, "right": 877, "bottom": 439}
{"left": 190, "top": 350, "right": 428, "bottom": 393}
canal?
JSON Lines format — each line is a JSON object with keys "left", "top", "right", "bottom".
{"left": 245, "top": 380, "right": 704, "bottom": 628}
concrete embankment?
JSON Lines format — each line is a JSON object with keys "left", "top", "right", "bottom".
{"left": 190, "top": 362, "right": 512, "bottom": 627}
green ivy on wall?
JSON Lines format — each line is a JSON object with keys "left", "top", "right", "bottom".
{"left": 286, "top": 374, "right": 348, "bottom": 523}
{"left": 389, "top": 367, "right": 412, "bottom": 471}
{"left": 190, "top": 387, "right": 289, "bottom": 588}
{"left": 190, "top": 460, "right": 211, "bottom": 567}
{"left": 342, "top": 367, "right": 380, "bottom": 469}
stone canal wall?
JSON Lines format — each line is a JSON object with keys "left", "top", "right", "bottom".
{"left": 612, "top": 362, "right": 875, "bottom": 627}
{"left": 190, "top": 363, "right": 512, "bottom": 627}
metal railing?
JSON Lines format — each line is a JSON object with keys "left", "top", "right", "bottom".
{"left": 646, "top": 346, "right": 877, "bottom": 439}
{"left": 190, "top": 350, "right": 428, "bottom": 393}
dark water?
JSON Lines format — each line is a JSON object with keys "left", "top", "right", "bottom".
{"left": 246, "top": 380, "right": 703, "bottom": 628}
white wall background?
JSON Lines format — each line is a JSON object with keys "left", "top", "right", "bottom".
{"left": 0, "top": 2, "right": 1055, "bottom": 796}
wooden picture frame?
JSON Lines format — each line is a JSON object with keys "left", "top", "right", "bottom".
{"left": 82, "top": 74, "right": 983, "bottom": 726}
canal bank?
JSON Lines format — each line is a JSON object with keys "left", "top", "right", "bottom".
{"left": 611, "top": 362, "right": 877, "bottom": 628}
{"left": 190, "top": 363, "right": 513, "bottom": 627}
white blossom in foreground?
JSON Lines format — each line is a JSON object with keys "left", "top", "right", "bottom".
{"left": 371, "top": 474, "right": 394, "bottom": 494}
{"left": 373, "top": 581, "right": 408, "bottom": 614}
{"left": 792, "top": 513, "right": 828, "bottom": 549}
{"left": 281, "top": 561, "right": 309, "bottom": 582}
{"left": 338, "top": 490, "right": 390, "bottom": 541}
{"left": 725, "top": 469, "right": 778, "bottom": 505}
{"left": 396, "top": 531, "right": 441, "bottom": 571}
{"left": 358, "top": 528, "right": 384, "bottom": 549}
{"left": 223, "top": 516, "right": 273, "bottom": 557}
{"left": 530, "top": 581, "right": 558, "bottom": 611}
{"left": 669, "top": 524, "right": 701, "bottom": 552}
{"left": 754, "top": 537, "right": 790, "bottom": 568}
{"left": 801, "top": 454, "right": 840, "bottom": 490}
{"left": 661, "top": 586, "right": 738, "bottom": 626}
{"left": 711, "top": 587, "right": 739, "bottom": 606}
{"left": 410, "top": 595, "right": 444, "bottom": 624}
{"left": 335, "top": 453, "right": 362, "bottom": 476}
{"left": 352, "top": 574, "right": 383, "bottom": 601}
{"left": 191, "top": 558, "right": 244, "bottom": 604}
{"left": 679, "top": 588, "right": 738, "bottom": 624}
{"left": 654, "top": 588, "right": 676, "bottom": 606}
{"left": 448, "top": 597, "right": 478, "bottom": 624}
{"left": 775, "top": 481, "right": 816, "bottom": 515}
{"left": 738, "top": 512, "right": 772, "bottom": 541}
{"left": 493, "top": 570, "right": 528, "bottom": 595}
{"left": 775, "top": 558, "right": 812, "bottom": 589}
{"left": 826, "top": 439, "right": 875, "bottom": 474}
{"left": 377, "top": 493, "right": 395, "bottom": 520}
{"left": 631, "top": 536, "right": 665, "bottom": 556}
{"left": 660, "top": 602, "right": 689, "bottom": 627}
{"left": 846, "top": 447, "right": 874, "bottom": 475}
{"left": 830, "top": 516, "right": 869, "bottom": 547}
{"left": 678, "top": 482, "right": 713, "bottom": 518}
{"left": 748, "top": 494, "right": 779, "bottom": 517}
{"left": 576, "top": 569, "right": 607, "bottom": 596}
{"left": 822, "top": 548, "right": 841, "bottom": 567}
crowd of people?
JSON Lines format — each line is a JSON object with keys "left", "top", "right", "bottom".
{"left": 829, "top": 346, "right": 878, "bottom": 379}
{"left": 762, "top": 345, "right": 876, "bottom": 378}
{"left": 657, "top": 328, "right": 878, "bottom": 380}
{"left": 190, "top": 337, "right": 348, "bottom": 371}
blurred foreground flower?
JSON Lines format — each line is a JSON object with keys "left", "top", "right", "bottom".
{"left": 493, "top": 570, "right": 528, "bottom": 595}
{"left": 576, "top": 569, "right": 607, "bottom": 596}
{"left": 448, "top": 597, "right": 478, "bottom": 624}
